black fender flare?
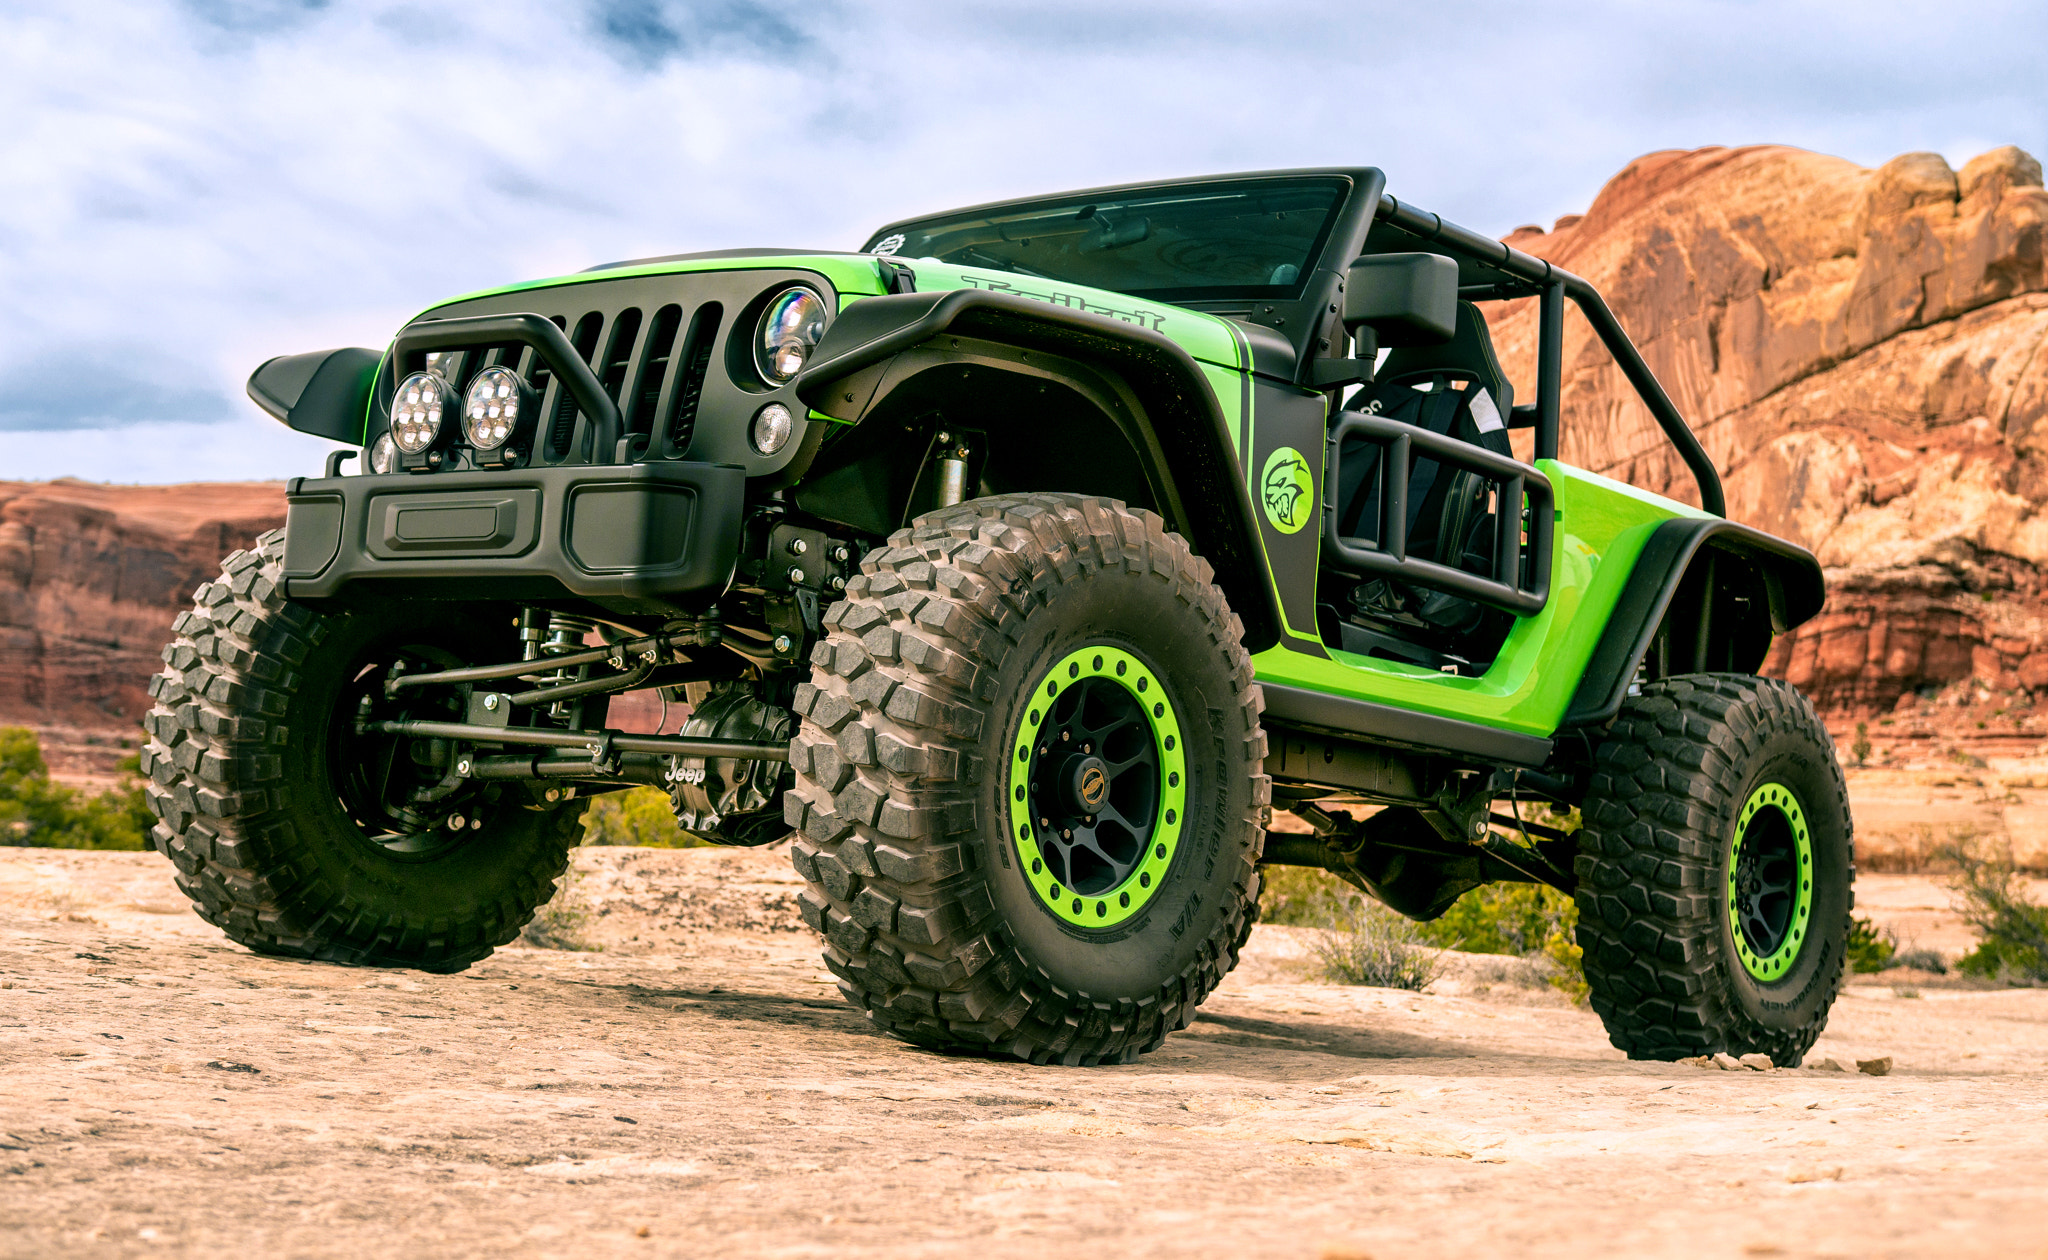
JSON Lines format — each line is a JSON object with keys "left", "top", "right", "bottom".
{"left": 1563, "top": 518, "right": 1826, "bottom": 729}
{"left": 795, "top": 288, "right": 1281, "bottom": 653}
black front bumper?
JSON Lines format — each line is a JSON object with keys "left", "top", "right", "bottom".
{"left": 281, "top": 462, "right": 745, "bottom": 611}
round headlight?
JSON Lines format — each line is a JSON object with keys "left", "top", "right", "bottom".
{"left": 751, "top": 402, "right": 795, "bottom": 455}
{"left": 367, "top": 432, "right": 397, "bottom": 475}
{"left": 389, "top": 370, "right": 456, "bottom": 455}
{"left": 463, "top": 365, "right": 532, "bottom": 451}
{"left": 754, "top": 287, "right": 828, "bottom": 383}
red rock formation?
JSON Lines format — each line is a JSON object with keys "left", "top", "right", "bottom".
{"left": 1489, "top": 144, "right": 2048, "bottom": 718}
{"left": 0, "top": 479, "right": 284, "bottom": 775}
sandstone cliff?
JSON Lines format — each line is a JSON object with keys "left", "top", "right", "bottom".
{"left": 0, "top": 479, "right": 284, "bottom": 780}
{"left": 1489, "top": 144, "right": 2048, "bottom": 722}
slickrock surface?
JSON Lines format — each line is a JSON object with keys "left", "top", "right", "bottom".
{"left": 2, "top": 846, "right": 2044, "bottom": 1258}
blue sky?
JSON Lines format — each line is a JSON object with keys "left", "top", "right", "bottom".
{"left": 3, "top": 0, "right": 2043, "bottom": 482}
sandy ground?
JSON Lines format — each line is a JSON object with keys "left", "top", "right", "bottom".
{"left": 1, "top": 846, "right": 2045, "bottom": 1260}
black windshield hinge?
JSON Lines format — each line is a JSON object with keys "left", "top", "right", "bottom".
{"left": 1309, "top": 358, "right": 1373, "bottom": 389}
{"left": 879, "top": 260, "right": 918, "bottom": 295}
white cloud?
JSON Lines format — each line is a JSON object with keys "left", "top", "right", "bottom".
{"left": 1, "top": 0, "right": 2043, "bottom": 480}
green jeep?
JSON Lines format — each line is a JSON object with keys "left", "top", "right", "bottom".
{"left": 143, "top": 168, "right": 1850, "bottom": 1067}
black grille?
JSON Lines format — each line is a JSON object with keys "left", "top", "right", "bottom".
{"left": 378, "top": 266, "right": 826, "bottom": 475}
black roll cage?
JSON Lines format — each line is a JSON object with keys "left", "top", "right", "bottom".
{"left": 1364, "top": 192, "right": 1724, "bottom": 517}
{"left": 872, "top": 167, "right": 1726, "bottom": 517}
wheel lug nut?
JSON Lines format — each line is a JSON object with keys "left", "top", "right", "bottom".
{"left": 1062, "top": 829, "right": 1072, "bottom": 839}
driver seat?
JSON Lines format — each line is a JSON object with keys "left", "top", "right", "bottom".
{"left": 1328, "top": 300, "right": 1517, "bottom": 655}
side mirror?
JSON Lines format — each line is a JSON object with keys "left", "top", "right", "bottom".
{"left": 1345, "top": 252, "right": 1459, "bottom": 348}
{"left": 247, "top": 347, "right": 382, "bottom": 444}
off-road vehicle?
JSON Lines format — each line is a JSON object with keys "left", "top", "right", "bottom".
{"left": 144, "top": 167, "right": 1850, "bottom": 1067}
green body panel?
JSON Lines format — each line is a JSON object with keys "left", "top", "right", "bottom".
{"left": 1250, "top": 463, "right": 1709, "bottom": 737}
{"left": 381, "top": 247, "right": 1715, "bottom": 744}
{"left": 422, "top": 253, "right": 893, "bottom": 315}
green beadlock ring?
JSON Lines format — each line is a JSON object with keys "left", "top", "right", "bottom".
{"left": 1727, "top": 781, "right": 1815, "bottom": 983}
{"left": 1008, "top": 645, "right": 1185, "bottom": 929}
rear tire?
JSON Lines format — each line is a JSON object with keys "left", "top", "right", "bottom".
{"left": 1575, "top": 674, "right": 1853, "bottom": 1065}
{"left": 785, "top": 494, "right": 1268, "bottom": 1065}
{"left": 141, "top": 530, "right": 585, "bottom": 973}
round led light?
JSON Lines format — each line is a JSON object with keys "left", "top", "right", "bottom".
{"left": 463, "top": 365, "right": 528, "bottom": 451}
{"left": 367, "top": 432, "right": 397, "bottom": 475}
{"left": 751, "top": 402, "right": 795, "bottom": 455}
{"left": 754, "top": 287, "right": 828, "bottom": 384}
{"left": 389, "top": 370, "right": 455, "bottom": 455}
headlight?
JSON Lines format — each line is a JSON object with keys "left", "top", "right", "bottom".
{"left": 366, "top": 432, "right": 397, "bottom": 474}
{"left": 389, "top": 370, "right": 456, "bottom": 455}
{"left": 754, "top": 287, "right": 828, "bottom": 383}
{"left": 751, "top": 402, "right": 795, "bottom": 455}
{"left": 462, "top": 365, "right": 533, "bottom": 451}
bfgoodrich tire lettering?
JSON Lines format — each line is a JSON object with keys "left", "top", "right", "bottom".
{"left": 141, "top": 529, "right": 584, "bottom": 973}
{"left": 1574, "top": 674, "right": 1852, "bottom": 1065}
{"left": 785, "top": 494, "right": 1268, "bottom": 1065}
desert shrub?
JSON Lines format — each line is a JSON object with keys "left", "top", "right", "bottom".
{"left": 0, "top": 727, "right": 152, "bottom": 851}
{"left": 519, "top": 860, "right": 602, "bottom": 951}
{"left": 1256, "top": 863, "right": 1357, "bottom": 927}
{"left": 1945, "top": 844, "right": 2048, "bottom": 983}
{"left": 1415, "top": 882, "right": 1587, "bottom": 1002}
{"left": 1309, "top": 897, "right": 1441, "bottom": 991}
{"left": 1891, "top": 947, "right": 1948, "bottom": 974}
{"left": 578, "top": 786, "right": 703, "bottom": 848}
{"left": 1846, "top": 915, "right": 1898, "bottom": 973}
{"left": 1257, "top": 843, "right": 1588, "bottom": 999}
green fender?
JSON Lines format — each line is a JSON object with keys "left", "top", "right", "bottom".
{"left": 794, "top": 288, "right": 1285, "bottom": 653}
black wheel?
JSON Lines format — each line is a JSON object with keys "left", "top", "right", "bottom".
{"left": 141, "top": 529, "right": 585, "bottom": 973}
{"left": 1574, "top": 674, "right": 1853, "bottom": 1065}
{"left": 785, "top": 494, "right": 1268, "bottom": 1065}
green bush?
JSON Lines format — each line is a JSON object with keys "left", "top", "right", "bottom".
{"left": 577, "top": 786, "right": 703, "bottom": 848}
{"left": 1256, "top": 862, "right": 1358, "bottom": 927}
{"left": 0, "top": 726, "right": 153, "bottom": 851}
{"left": 1414, "top": 882, "right": 1587, "bottom": 1003}
{"left": 1257, "top": 858, "right": 1587, "bottom": 998}
{"left": 1308, "top": 896, "right": 1441, "bottom": 991}
{"left": 1846, "top": 916, "right": 1898, "bottom": 973}
{"left": 1945, "top": 845, "right": 2048, "bottom": 983}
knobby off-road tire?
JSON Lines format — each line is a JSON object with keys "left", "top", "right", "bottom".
{"left": 1575, "top": 674, "right": 1852, "bottom": 1065}
{"left": 141, "top": 529, "right": 584, "bottom": 973}
{"left": 785, "top": 494, "right": 1269, "bottom": 1065}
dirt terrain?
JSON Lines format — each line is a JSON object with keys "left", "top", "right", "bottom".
{"left": 2, "top": 846, "right": 2044, "bottom": 1259}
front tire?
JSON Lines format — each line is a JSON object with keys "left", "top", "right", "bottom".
{"left": 785, "top": 495, "right": 1268, "bottom": 1065}
{"left": 1574, "top": 674, "right": 1853, "bottom": 1065}
{"left": 142, "top": 530, "right": 585, "bottom": 973}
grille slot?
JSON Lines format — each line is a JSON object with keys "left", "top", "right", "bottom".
{"left": 663, "top": 302, "right": 721, "bottom": 457}
{"left": 626, "top": 304, "right": 684, "bottom": 439}
{"left": 599, "top": 307, "right": 642, "bottom": 402}
{"left": 546, "top": 312, "right": 605, "bottom": 459}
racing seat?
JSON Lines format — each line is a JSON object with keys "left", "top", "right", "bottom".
{"left": 1327, "top": 300, "right": 1518, "bottom": 662}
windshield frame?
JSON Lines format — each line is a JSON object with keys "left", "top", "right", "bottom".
{"left": 862, "top": 171, "right": 1363, "bottom": 306}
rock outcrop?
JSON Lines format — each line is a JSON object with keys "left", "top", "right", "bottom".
{"left": 1489, "top": 143, "right": 2048, "bottom": 718}
{"left": 0, "top": 480, "right": 284, "bottom": 777}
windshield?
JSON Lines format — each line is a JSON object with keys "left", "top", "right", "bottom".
{"left": 863, "top": 177, "right": 1349, "bottom": 304}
